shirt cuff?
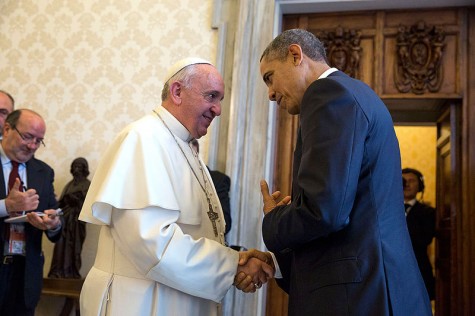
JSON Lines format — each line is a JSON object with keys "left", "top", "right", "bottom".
{"left": 269, "top": 251, "right": 283, "bottom": 279}
{"left": 0, "top": 200, "right": 7, "bottom": 217}
{"left": 46, "top": 222, "right": 62, "bottom": 236}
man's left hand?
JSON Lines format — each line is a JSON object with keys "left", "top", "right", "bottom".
{"left": 260, "top": 180, "right": 291, "bottom": 215}
{"left": 26, "top": 209, "right": 61, "bottom": 231}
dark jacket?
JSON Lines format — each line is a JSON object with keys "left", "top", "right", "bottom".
{"left": 406, "top": 201, "right": 436, "bottom": 300}
{"left": 0, "top": 157, "right": 60, "bottom": 309}
{"left": 262, "top": 71, "right": 432, "bottom": 316}
{"left": 209, "top": 169, "right": 232, "bottom": 235}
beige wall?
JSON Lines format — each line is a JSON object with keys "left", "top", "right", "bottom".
{"left": 0, "top": 0, "right": 218, "bottom": 314}
{"left": 395, "top": 126, "right": 437, "bottom": 207}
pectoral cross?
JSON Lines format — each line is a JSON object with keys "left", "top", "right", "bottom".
{"left": 207, "top": 203, "right": 219, "bottom": 237}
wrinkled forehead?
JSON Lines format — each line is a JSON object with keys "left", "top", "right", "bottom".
{"left": 197, "top": 65, "right": 225, "bottom": 90}
{"left": 16, "top": 111, "right": 45, "bottom": 131}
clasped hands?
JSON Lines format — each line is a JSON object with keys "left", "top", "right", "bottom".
{"left": 234, "top": 249, "right": 274, "bottom": 293}
{"left": 232, "top": 180, "right": 291, "bottom": 293}
{"left": 5, "top": 178, "right": 61, "bottom": 231}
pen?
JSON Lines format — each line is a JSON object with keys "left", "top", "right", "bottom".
{"left": 47, "top": 208, "right": 63, "bottom": 218}
{"left": 24, "top": 209, "right": 63, "bottom": 218}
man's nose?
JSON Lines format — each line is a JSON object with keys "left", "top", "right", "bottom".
{"left": 211, "top": 103, "right": 221, "bottom": 117}
{"left": 268, "top": 89, "right": 276, "bottom": 101}
{"left": 27, "top": 142, "right": 40, "bottom": 150}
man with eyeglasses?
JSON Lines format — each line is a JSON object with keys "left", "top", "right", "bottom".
{"left": 0, "top": 109, "right": 62, "bottom": 315}
{"left": 0, "top": 90, "right": 15, "bottom": 138}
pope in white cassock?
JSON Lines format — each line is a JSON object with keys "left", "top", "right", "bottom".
{"left": 78, "top": 58, "right": 274, "bottom": 316}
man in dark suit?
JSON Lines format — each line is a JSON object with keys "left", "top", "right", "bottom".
{"left": 0, "top": 109, "right": 62, "bottom": 316}
{"left": 258, "top": 29, "right": 432, "bottom": 315}
{"left": 402, "top": 168, "right": 436, "bottom": 300}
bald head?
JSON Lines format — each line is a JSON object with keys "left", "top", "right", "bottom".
{"left": 2, "top": 109, "right": 46, "bottom": 163}
{"left": 0, "top": 90, "right": 15, "bottom": 134}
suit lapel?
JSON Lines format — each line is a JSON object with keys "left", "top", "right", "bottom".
{"left": 26, "top": 158, "right": 42, "bottom": 193}
{"left": 0, "top": 163, "right": 5, "bottom": 199}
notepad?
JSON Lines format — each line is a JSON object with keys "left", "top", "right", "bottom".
{"left": 5, "top": 212, "right": 45, "bottom": 223}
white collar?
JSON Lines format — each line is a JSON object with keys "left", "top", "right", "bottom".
{"left": 153, "top": 106, "right": 193, "bottom": 142}
{"left": 318, "top": 67, "right": 338, "bottom": 79}
{"left": 0, "top": 145, "right": 25, "bottom": 168}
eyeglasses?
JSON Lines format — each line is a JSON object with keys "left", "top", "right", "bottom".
{"left": 0, "top": 109, "right": 10, "bottom": 117}
{"left": 13, "top": 126, "right": 45, "bottom": 147}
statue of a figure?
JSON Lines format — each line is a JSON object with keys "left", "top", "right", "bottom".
{"left": 48, "top": 157, "right": 91, "bottom": 279}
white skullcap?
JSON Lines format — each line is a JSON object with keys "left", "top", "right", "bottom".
{"left": 164, "top": 57, "right": 212, "bottom": 83}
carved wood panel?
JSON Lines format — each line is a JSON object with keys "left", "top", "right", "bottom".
{"left": 394, "top": 21, "right": 446, "bottom": 94}
{"left": 283, "top": 9, "right": 462, "bottom": 98}
{"left": 382, "top": 9, "right": 461, "bottom": 97}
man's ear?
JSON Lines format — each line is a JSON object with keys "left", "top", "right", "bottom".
{"left": 3, "top": 122, "right": 11, "bottom": 136}
{"left": 288, "top": 44, "right": 303, "bottom": 66}
{"left": 170, "top": 81, "right": 183, "bottom": 105}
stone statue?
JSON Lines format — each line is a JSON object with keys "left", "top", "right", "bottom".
{"left": 48, "top": 157, "right": 90, "bottom": 279}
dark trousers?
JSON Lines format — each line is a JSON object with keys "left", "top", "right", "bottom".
{"left": 0, "top": 255, "right": 34, "bottom": 316}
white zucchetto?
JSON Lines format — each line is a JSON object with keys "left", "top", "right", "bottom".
{"left": 164, "top": 57, "right": 212, "bottom": 83}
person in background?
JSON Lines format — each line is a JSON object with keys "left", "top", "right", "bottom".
{"left": 49, "top": 157, "right": 91, "bottom": 279}
{"left": 0, "top": 90, "right": 15, "bottom": 138}
{"left": 402, "top": 167, "right": 436, "bottom": 300}
{"left": 79, "top": 58, "right": 274, "bottom": 316}
{"left": 190, "top": 139, "right": 232, "bottom": 237}
{"left": 0, "top": 109, "right": 62, "bottom": 316}
{"left": 258, "top": 29, "right": 432, "bottom": 315}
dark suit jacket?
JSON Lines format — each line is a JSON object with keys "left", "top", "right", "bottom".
{"left": 406, "top": 201, "right": 436, "bottom": 300}
{"left": 0, "top": 156, "right": 59, "bottom": 309}
{"left": 209, "top": 169, "right": 232, "bottom": 235}
{"left": 262, "top": 71, "right": 432, "bottom": 315}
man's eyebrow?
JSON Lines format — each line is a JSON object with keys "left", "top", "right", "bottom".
{"left": 202, "top": 89, "right": 220, "bottom": 95}
{"left": 202, "top": 89, "right": 224, "bottom": 100}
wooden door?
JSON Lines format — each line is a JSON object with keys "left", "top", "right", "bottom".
{"left": 435, "top": 103, "right": 461, "bottom": 316}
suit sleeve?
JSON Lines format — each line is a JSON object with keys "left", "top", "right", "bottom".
{"left": 263, "top": 78, "right": 369, "bottom": 252}
{"left": 44, "top": 166, "right": 61, "bottom": 242}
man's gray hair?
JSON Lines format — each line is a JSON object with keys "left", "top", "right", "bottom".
{"left": 161, "top": 64, "right": 201, "bottom": 101}
{"left": 260, "top": 29, "right": 327, "bottom": 63}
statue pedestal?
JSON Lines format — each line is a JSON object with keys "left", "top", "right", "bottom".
{"left": 42, "top": 278, "right": 84, "bottom": 316}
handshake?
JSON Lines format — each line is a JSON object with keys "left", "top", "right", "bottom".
{"left": 234, "top": 249, "right": 275, "bottom": 293}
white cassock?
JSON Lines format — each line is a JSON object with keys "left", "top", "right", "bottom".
{"left": 79, "top": 105, "right": 238, "bottom": 316}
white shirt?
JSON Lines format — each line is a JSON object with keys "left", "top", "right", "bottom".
{"left": 0, "top": 146, "right": 27, "bottom": 217}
